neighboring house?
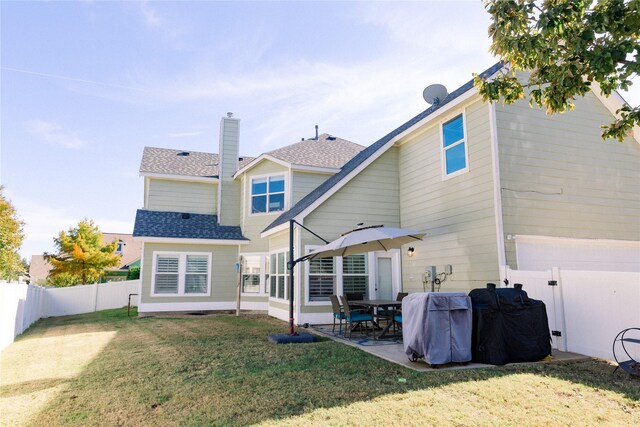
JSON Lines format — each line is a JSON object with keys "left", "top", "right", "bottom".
{"left": 28, "top": 255, "right": 52, "bottom": 285}
{"left": 101, "top": 233, "right": 143, "bottom": 281}
{"left": 134, "top": 63, "right": 640, "bottom": 324}
{"left": 28, "top": 233, "right": 142, "bottom": 284}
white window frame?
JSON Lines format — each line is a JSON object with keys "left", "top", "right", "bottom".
{"left": 441, "top": 111, "right": 469, "bottom": 180}
{"left": 249, "top": 173, "right": 286, "bottom": 216}
{"left": 304, "top": 245, "right": 337, "bottom": 306}
{"left": 342, "top": 253, "right": 370, "bottom": 298}
{"left": 239, "top": 252, "right": 268, "bottom": 296}
{"left": 268, "top": 248, "right": 289, "bottom": 301}
{"left": 304, "top": 246, "right": 376, "bottom": 306}
{"left": 151, "top": 251, "right": 212, "bottom": 297}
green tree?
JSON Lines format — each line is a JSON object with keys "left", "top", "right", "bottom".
{"left": 475, "top": 0, "right": 639, "bottom": 141}
{"left": 0, "top": 186, "right": 25, "bottom": 280}
{"left": 45, "top": 219, "right": 121, "bottom": 286}
{"left": 126, "top": 266, "right": 140, "bottom": 280}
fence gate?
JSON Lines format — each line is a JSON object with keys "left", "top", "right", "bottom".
{"left": 505, "top": 267, "right": 566, "bottom": 351}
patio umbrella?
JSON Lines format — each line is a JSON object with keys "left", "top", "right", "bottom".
{"left": 305, "top": 225, "right": 425, "bottom": 260}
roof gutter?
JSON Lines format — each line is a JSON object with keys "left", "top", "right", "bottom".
{"left": 133, "top": 236, "right": 249, "bottom": 245}
{"left": 140, "top": 172, "right": 219, "bottom": 183}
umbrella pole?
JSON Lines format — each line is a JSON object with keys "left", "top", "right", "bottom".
{"left": 288, "top": 219, "right": 295, "bottom": 335}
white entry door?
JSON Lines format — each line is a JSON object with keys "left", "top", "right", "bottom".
{"left": 375, "top": 253, "right": 396, "bottom": 300}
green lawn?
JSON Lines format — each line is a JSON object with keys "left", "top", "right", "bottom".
{"left": 1, "top": 308, "right": 638, "bottom": 426}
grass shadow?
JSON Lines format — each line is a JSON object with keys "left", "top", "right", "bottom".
{"left": 10, "top": 310, "right": 639, "bottom": 426}
{"left": 0, "top": 378, "right": 70, "bottom": 398}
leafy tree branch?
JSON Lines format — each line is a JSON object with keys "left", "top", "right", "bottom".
{"left": 475, "top": 0, "right": 639, "bottom": 141}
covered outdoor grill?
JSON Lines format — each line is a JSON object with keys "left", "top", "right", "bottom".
{"left": 468, "top": 283, "right": 552, "bottom": 365}
{"left": 402, "top": 292, "right": 472, "bottom": 366}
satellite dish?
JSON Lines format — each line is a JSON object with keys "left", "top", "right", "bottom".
{"left": 423, "top": 84, "right": 448, "bottom": 106}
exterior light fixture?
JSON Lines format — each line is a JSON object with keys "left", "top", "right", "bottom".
{"left": 407, "top": 247, "right": 415, "bottom": 257}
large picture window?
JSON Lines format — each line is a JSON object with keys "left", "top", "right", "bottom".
{"left": 251, "top": 175, "right": 285, "bottom": 214}
{"left": 152, "top": 252, "right": 211, "bottom": 296}
{"left": 442, "top": 114, "right": 467, "bottom": 177}
{"left": 269, "top": 250, "right": 289, "bottom": 300}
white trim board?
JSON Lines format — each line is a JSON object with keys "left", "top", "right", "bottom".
{"left": 134, "top": 236, "right": 249, "bottom": 245}
{"left": 140, "top": 173, "right": 219, "bottom": 183}
{"left": 138, "top": 301, "right": 267, "bottom": 313}
{"left": 488, "top": 102, "right": 507, "bottom": 269}
{"left": 233, "top": 154, "right": 342, "bottom": 180}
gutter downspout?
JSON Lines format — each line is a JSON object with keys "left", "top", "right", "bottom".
{"left": 488, "top": 103, "right": 508, "bottom": 284}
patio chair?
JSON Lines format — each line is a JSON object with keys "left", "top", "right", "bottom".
{"left": 330, "top": 295, "right": 346, "bottom": 334}
{"left": 393, "top": 312, "right": 403, "bottom": 334}
{"left": 378, "top": 292, "right": 408, "bottom": 318}
{"left": 345, "top": 292, "right": 364, "bottom": 302}
{"left": 340, "top": 296, "right": 374, "bottom": 340}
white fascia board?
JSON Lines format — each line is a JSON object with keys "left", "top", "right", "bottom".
{"left": 233, "top": 154, "right": 291, "bottom": 179}
{"left": 590, "top": 82, "right": 640, "bottom": 143}
{"left": 133, "top": 236, "right": 250, "bottom": 245}
{"left": 260, "top": 222, "right": 289, "bottom": 238}
{"left": 138, "top": 301, "right": 268, "bottom": 313}
{"left": 290, "top": 164, "right": 340, "bottom": 174}
{"left": 140, "top": 172, "right": 219, "bottom": 184}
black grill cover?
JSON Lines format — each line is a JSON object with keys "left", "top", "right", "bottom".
{"left": 468, "top": 284, "right": 552, "bottom": 365}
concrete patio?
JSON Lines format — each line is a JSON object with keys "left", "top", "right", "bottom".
{"left": 307, "top": 324, "right": 589, "bottom": 372}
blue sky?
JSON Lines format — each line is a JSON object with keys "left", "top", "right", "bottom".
{"left": 1, "top": 1, "right": 638, "bottom": 260}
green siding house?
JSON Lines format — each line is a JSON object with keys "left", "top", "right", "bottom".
{"left": 134, "top": 64, "right": 640, "bottom": 324}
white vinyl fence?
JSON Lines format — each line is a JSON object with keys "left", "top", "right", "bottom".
{"left": 0, "top": 280, "right": 140, "bottom": 352}
{"left": 505, "top": 267, "right": 640, "bottom": 361}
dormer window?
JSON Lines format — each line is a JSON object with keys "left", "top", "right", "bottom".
{"left": 116, "top": 240, "right": 125, "bottom": 254}
{"left": 251, "top": 175, "right": 285, "bottom": 214}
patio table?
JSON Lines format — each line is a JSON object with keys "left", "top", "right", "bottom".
{"left": 351, "top": 299, "right": 402, "bottom": 340}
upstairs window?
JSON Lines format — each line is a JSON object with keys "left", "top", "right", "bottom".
{"left": 442, "top": 114, "right": 468, "bottom": 177}
{"left": 251, "top": 175, "right": 285, "bottom": 214}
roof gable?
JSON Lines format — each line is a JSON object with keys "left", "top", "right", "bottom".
{"left": 262, "top": 62, "right": 504, "bottom": 234}
{"left": 234, "top": 134, "right": 365, "bottom": 177}
{"left": 267, "top": 134, "right": 364, "bottom": 169}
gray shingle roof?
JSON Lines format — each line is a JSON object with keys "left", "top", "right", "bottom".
{"left": 133, "top": 210, "right": 248, "bottom": 241}
{"left": 139, "top": 147, "right": 255, "bottom": 178}
{"left": 263, "top": 62, "right": 504, "bottom": 233}
{"left": 266, "top": 134, "right": 365, "bottom": 169}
